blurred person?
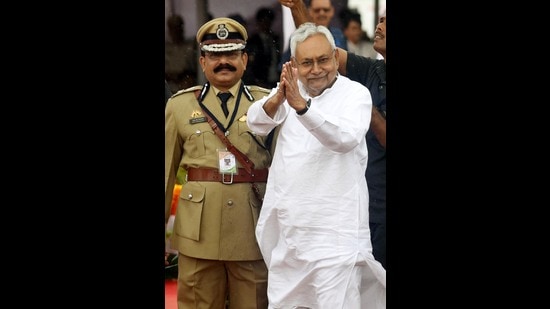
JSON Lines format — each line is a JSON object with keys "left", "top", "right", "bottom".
{"left": 165, "top": 14, "right": 198, "bottom": 93}
{"left": 228, "top": 13, "right": 247, "bottom": 28}
{"left": 280, "top": 0, "right": 387, "bottom": 269}
{"left": 340, "top": 9, "right": 379, "bottom": 59}
{"left": 165, "top": 17, "right": 273, "bottom": 309}
{"left": 227, "top": 13, "right": 255, "bottom": 86}
{"left": 245, "top": 7, "right": 282, "bottom": 89}
{"left": 246, "top": 22, "right": 386, "bottom": 309}
{"left": 307, "top": 0, "right": 347, "bottom": 49}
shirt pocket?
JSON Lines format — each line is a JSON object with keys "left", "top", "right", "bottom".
{"left": 184, "top": 123, "right": 217, "bottom": 159}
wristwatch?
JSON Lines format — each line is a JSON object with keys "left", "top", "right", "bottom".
{"left": 296, "top": 98, "right": 311, "bottom": 115}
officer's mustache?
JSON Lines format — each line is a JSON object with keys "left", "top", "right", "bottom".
{"left": 214, "top": 64, "right": 237, "bottom": 73}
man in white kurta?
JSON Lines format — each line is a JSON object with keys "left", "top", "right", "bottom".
{"left": 247, "top": 22, "right": 386, "bottom": 309}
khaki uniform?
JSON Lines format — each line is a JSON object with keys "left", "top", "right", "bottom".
{"left": 165, "top": 82, "right": 272, "bottom": 260}
{"left": 166, "top": 16, "right": 272, "bottom": 309}
{"left": 165, "top": 82, "right": 272, "bottom": 308}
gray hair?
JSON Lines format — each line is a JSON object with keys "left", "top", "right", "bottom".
{"left": 289, "top": 22, "right": 336, "bottom": 57}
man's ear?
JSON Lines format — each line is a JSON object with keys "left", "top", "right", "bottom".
{"left": 199, "top": 55, "right": 206, "bottom": 71}
{"left": 241, "top": 51, "right": 248, "bottom": 66}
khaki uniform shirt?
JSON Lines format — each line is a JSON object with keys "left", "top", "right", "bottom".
{"left": 165, "top": 81, "right": 272, "bottom": 260}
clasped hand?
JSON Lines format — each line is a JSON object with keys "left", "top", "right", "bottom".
{"left": 276, "top": 61, "right": 307, "bottom": 112}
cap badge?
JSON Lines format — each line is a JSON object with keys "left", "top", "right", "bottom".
{"left": 216, "top": 24, "right": 229, "bottom": 40}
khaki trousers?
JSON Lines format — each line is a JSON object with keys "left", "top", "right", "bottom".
{"left": 177, "top": 253, "right": 268, "bottom": 309}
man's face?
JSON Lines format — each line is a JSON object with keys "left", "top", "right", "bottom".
{"left": 343, "top": 20, "right": 363, "bottom": 44}
{"left": 309, "top": 0, "right": 334, "bottom": 27}
{"left": 292, "top": 33, "right": 339, "bottom": 97}
{"left": 373, "top": 15, "right": 386, "bottom": 57}
{"left": 199, "top": 50, "right": 248, "bottom": 89}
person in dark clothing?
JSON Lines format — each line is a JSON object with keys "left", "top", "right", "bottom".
{"left": 244, "top": 7, "right": 282, "bottom": 89}
{"left": 343, "top": 51, "right": 386, "bottom": 268}
{"left": 280, "top": 0, "right": 387, "bottom": 269}
{"left": 340, "top": 12, "right": 386, "bottom": 269}
{"left": 165, "top": 14, "right": 198, "bottom": 93}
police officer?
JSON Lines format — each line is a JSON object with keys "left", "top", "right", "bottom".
{"left": 165, "top": 17, "right": 272, "bottom": 309}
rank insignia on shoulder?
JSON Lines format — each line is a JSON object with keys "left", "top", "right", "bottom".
{"left": 238, "top": 114, "right": 247, "bottom": 122}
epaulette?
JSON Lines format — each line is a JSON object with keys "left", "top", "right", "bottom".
{"left": 244, "top": 85, "right": 271, "bottom": 102}
{"left": 171, "top": 85, "right": 204, "bottom": 99}
{"left": 246, "top": 85, "right": 271, "bottom": 94}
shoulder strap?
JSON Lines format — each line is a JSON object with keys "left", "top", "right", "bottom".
{"left": 205, "top": 112, "right": 255, "bottom": 174}
{"left": 194, "top": 88, "right": 255, "bottom": 174}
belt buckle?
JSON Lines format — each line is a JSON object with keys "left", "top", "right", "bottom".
{"left": 221, "top": 173, "right": 233, "bottom": 184}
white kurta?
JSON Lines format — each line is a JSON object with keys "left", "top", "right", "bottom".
{"left": 247, "top": 75, "right": 386, "bottom": 309}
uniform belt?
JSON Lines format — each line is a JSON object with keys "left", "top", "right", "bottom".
{"left": 186, "top": 168, "right": 268, "bottom": 184}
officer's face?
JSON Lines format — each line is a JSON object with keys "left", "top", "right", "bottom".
{"left": 200, "top": 50, "right": 248, "bottom": 89}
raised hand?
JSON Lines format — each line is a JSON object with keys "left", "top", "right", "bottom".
{"left": 278, "top": 0, "right": 296, "bottom": 8}
{"left": 281, "top": 61, "right": 308, "bottom": 112}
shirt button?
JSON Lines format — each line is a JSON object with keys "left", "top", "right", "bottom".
{"left": 227, "top": 199, "right": 234, "bottom": 206}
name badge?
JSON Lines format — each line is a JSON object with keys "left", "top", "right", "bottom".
{"left": 189, "top": 116, "right": 207, "bottom": 124}
{"left": 217, "top": 149, "right": 237, "bottom": 174}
